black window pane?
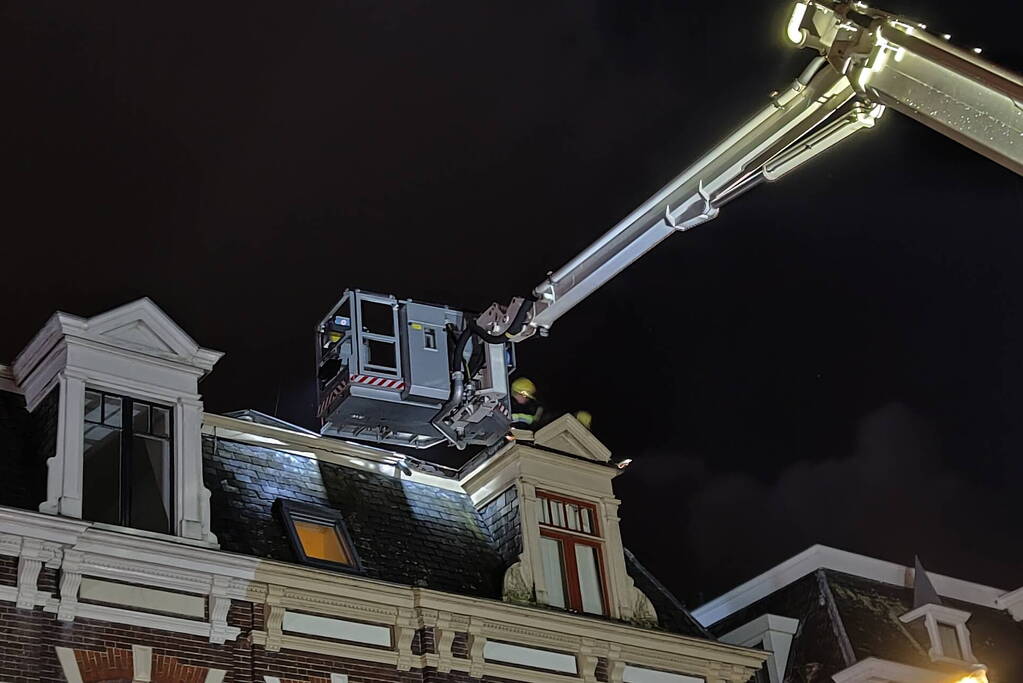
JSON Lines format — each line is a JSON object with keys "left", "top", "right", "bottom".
{"left": 82, "top": 424, "right": 121, "bottom": 525}
{"left": 84, "top": 391, "right": 102, "bottom": 423}
{"left": 366, "top": 339, "right": 397, "bottom": 370}
{"left": 103, "top": 395, "right": 123, "bottom": 427}
{"left": 133, "top": 402, "right": 150, "bottom": 434}
{"left": 130, "top": 434, "right": 172, "bottom": 534}
{"left": 360, "top": 300, "right": 394, "bottom": 336}
{"left": 151, "top": 407, "right": 170, "bottom": 438}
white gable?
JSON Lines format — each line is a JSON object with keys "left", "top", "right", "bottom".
{"left": 533, "top": 413, "right": 611, "bottom": 463}
{"left": 75, "top": 298, "right": 222, "bottom": 371}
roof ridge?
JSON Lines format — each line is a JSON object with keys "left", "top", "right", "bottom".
{"left": 816, "top": 568, "right": 856, "bottom": 667}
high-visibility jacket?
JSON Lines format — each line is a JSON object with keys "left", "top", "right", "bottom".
{"left": 510, "top": 398, "right": 543, "bottom": 428}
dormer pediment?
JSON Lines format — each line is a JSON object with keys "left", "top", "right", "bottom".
{"left": 13, "top": 298, "right": 223, "bottom": 409}
{"left": 533, "top": 414, "right": 611, "bottom": 463}
{"left": 56, "top": 298, "right": 220, "bottom": 371}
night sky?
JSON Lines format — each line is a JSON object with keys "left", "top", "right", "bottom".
{"left": 3, "top": 1, "right": 1023, "bottom": 606}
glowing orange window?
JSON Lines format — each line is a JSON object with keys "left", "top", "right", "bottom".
{"left": 294, "top": 519, "right": 351, "bottom": 564}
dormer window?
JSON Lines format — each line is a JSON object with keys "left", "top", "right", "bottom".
{"left": 536, "top": 491, "right": 607, "bottom": 616}
{"left": 899, "top": 604, "right": 976, "bottom": 664}
{"left": 83, "top": 389, "right": 173, "bottom": 534}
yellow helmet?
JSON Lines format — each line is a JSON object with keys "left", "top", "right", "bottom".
{"left": 511, "top": 377, "right": 536, "bottom": 400}
{"left": 574, "top": 410, "right": 593, "bottom": 430}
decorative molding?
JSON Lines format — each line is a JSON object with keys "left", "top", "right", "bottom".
{"left": 693, "top": 544, "right": 1008, "bottom": 627}
{"left": 0, "top": 533, "right": 22, "bottom": 557}
{"left": 12, "top": 299, "right": 222, "bottom": 544}
{"left": 17, "top": 538, "right": 60, "bottom": 609}
{"left": 132, "top": 644, "right": 153, "bottom": 682}
{"left": 395, "top": 607, "right": 418, "bottom": 671}
{"left": 209, "top": 576, "right": 234, "bottom": 644}
{"left": 0, "top": 504, "right": 765, "bottom": 679}
{"left": 468, "top": 619, "right": 488, "bottom": 678}
{"left": 579, "top": 637, "right": 601, "bottom": 683}
{"left": 265, "top": 585, "right": 286, "bottom": 652}
{"left": 533, "top": 413, "right": 613, "bottom": 463}
{"left": 57, "top": 550, "right": 84, "bottom": 621}
{"left": 435, "top": 611, "right": 469, "bottom": 672}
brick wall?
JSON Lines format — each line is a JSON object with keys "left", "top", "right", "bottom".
{"left": 0, "top": 601, "right": 491, "bottom": 683}
{"left": 0, "top": 555, "right": 18, "bottom": 587}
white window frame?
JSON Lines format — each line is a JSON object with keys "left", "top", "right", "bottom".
{"left": 899, "top": 603, "right": 977, "bottom": 664}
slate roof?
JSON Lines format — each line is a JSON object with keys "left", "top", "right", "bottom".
{"left": 707, "top": 568, "right": 1023, "bottom": 683}
{"left": 0, "top": 385, "right": 708, "bottom": 638}
{"left": 0, "top": 389, "right": 48, "bottom": 511}
{"left": 203, "top": 435, "right": 505, "bottom": 597}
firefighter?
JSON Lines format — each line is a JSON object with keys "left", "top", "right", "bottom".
{"left": 574, "top": 410, "right": 593, "bottom": 431}
{"left": 510, "top": 377, "right": 544, "bottom": 428}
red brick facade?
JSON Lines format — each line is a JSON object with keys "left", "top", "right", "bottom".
{"left": 0, "top": 599, "right": 555, "bottom": 683}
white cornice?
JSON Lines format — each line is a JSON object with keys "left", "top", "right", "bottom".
{"left": 995, "top": 585, "right": 1023, "bottom": 620}
{"left": 831, "top": 657, "right": 953, "bottom": 683}
{"left": 693, "top": 545, "right": 1007, "bottom": 627}
{"left": 899, "top": 603, "right": 972, "bottom": 625}
{"left": 0, "top": 504, "right": 768, "bottom": 677}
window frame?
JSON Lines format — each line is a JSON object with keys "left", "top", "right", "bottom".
{"left": 83, "top": 389, "right": 175, "bottom": 534}
{"left": 536, "top": 489, "right": 601, "bottom": 537}
{"left": 538, "top": 526, "right": 610, "bottom": 616}
{"left": 276, "top": 499, "right": 361, "bottom": 573}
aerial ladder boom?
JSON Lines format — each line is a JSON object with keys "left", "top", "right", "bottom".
{"left": 476, "top": 0, "right": 1023, "bottom": 344}
{"left": 318, "top": 0, "right": 1023, "bottom": 450}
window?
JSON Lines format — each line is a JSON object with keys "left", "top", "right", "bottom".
{"left": 277, "top": 500, "right": 360, "bottom": 571}
{"left": 898, "top": 604, "right": 976, "bottom": 664}
{"left": 537, "top": 491, "right": 598, "bottom": 536}
{"left": 937, "top": 622, "right": 963, "bottom": 660}
{"left": 536, "top": 491, "right": 607, "bottom": 615}
{"left": 82, "top": 390, "right": 173, "bottom": 534}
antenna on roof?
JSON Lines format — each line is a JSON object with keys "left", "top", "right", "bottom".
{"left": 913, "top": 556, "right": 943, "bottom": 609}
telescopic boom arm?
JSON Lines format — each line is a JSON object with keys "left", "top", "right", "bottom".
{"left": 473, "top": 0, "right": 1023, "bottom": 344}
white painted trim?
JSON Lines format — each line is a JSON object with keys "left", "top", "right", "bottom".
{"left": 132, "top": 644, "right": 153, "bottom": 682}
{"left": 995, "top": 585, "right": 1023, "bottom": 621}
{"left": 623, "top": 666, "right": 703, "bottom": 683}
{"left": 330, "top": 675, "right": 349, "bottom": 683}
{"left": 80, "top": 577, "right": 206, "bottom": 618}
{"left": 55, "top": 646, "right": 84, "bottom": 683}
{"left": 483, "top": 640, "right": 578, "bottom": 674}
{"left": 831, "top": 657, "right": 952, "bottom": 683}
{"left": 1, "top": 504, "right": 767, "bottom": 678}
{"left": 204, "top": 669, "right": 227, "bottom": 683}
{"left": 282, "top": 610, "right": 392, "bottom": 647}
{"left": 12, "top": 299, "right": 222, "bottom": 544}
{"left": 264, "top": 678, "right": 281, "bottom": 683}
{"left": 899, "top": 604, "right": 976, "bottom": 664}
{"left": 719, "top": 614, "right": 799, "bottom": 683}
{"left": 693, "top": 545, "right": 1007, "bottom": 626}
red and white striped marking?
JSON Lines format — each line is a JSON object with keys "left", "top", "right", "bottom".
{"left": 351, "top": 374, "right": 406, "bottom": 391}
